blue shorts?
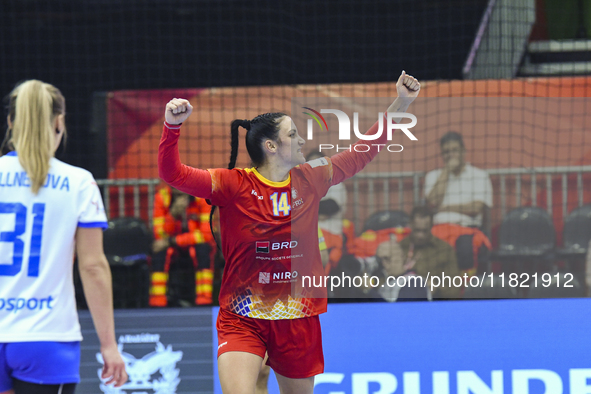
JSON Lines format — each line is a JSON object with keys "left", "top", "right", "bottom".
{"left": 0, "top": 342, "right": 80, "bottom": 391}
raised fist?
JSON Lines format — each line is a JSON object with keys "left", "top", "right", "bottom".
{"left": 396, "top": 71, "right": 420, "bottom": 101}
{"left": 165, "top": 98, "right": 193, "bottom": 125}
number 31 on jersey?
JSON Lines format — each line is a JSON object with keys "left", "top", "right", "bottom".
{"left": 0, "top": 202, "right": 45, "bottom": 277}
{"left": 270, "top": 192, "right": 290, "bottom": 216}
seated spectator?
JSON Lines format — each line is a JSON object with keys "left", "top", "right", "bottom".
{"left": 424, "top": 132, "right": 492, "bottom": 273}
{"left": 150, "top": 186, "right": 215, "bottom": 306}
{"left": 425, "top": 131, "right": 492, "bottom": 231}
{"left": 373, "top": 238, "right": 432, "bottom": 302}
{"left": 398, "top": 206, "right": 462, "bottom": 298}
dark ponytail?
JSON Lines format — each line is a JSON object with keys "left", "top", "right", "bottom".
{"left": 209, "top": 113, "right": 287, "bottom": 252}
{"left": 229, "top": 119, "right": 250, "bottom": 170}
{"left": 209, "top": 118, "right": 255, "bottom": 251}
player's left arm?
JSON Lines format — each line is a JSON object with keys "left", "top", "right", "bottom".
{"left": 76, "top": 228, "right": 128, "bottom": 387}
{"left": 75, "top": 175, "right": 127, "bottom": 387}
{"left": 330, "top": 71, "right": 420, "bottom": 185}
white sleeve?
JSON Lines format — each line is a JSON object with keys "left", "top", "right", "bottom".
{"left": 424, "top": 169, "right": 439, "bottom": 198}
{"left": 77, "top": 173, "right": 108, "bottom": 228}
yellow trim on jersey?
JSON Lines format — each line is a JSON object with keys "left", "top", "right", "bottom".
{"left": 245, "top": 167, "right": 291, "bottom": 188}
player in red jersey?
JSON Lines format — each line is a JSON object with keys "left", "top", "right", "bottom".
{"left": 158, "top": 71, "right": 420, "bottom": 394}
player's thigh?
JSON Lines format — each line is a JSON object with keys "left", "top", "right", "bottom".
{"left": 218, "top": 351, "right": 263, "bottom": 394}
{"left": 274, "top": 371, "right": 314, "bottom": 394}
{"left": 266, "top": 316, "right": 324, "bottom": 379}
{"left": 0, "top": 390, "right": 14, "bottom": 394}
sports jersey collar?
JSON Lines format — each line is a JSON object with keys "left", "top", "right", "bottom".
{"left": 247, "top": 167, "right": 290, "bottom": 187}
{"left": 5, "top": 151, "right": 16, "bottom": 156}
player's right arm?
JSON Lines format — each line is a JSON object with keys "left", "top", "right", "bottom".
{"left": 158, "top": 98, "right": 213, "bottom": 199}
{"left": 76, "top": 227, "right": 127, "bottom": 387}
{"left": 330, "top": 72, "right": 420, "bottom": 186}
{"left": 158, "top": 99, "right": 241, "bottom": 205}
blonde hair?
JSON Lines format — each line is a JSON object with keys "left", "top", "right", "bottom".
{"left": 5, "top": 80, "right": 66, "bottom": 194}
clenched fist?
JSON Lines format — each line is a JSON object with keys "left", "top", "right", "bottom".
{"left": 165, "top": 98, "right": 193, "bottom": 125}
{"left": 396, "top": 71, "right": 420, "bottom": 100}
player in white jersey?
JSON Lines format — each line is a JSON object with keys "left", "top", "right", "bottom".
{"left": 0, "top": 80, "right": 127, "bottom": 394}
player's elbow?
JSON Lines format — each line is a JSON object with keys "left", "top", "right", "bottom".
{"left": 78, "top": 255, "right": 111, "bottom": 279}
{"left": 157, "top": 154, "right": 180, "bottom": 185}
{"left": 158, "top": 164, "right": 175, "bottom": 184}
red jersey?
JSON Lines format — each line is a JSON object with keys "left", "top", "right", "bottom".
{"left": 208, "top": 163, "right": 331, "bottom": 319}
{"left": 158, "top": 116, "right": 389, "bottom": 319}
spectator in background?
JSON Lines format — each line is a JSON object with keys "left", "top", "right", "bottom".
{"left": 425, "top": 131, "right": 492, "bottom": 232}
{"left": 398, "top": 206, "right": 462, "bottom": 298}
{"left": 150, "top": 186, "right": 215, "bottom": 306}
{"left": 373, "top": 237, "right": 432, "bottom": 302}
{"left": 306, "top": 151, "right": 354, "bottom": 274}
{"left": 424, "top": 132, "right": 492, "bottom": 273}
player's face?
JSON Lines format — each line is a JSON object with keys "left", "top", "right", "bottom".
{"left": 276, "top": 116, "right": 306, "bottom": 167}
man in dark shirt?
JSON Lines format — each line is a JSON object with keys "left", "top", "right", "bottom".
{"left": 399, "top": 206, "right": 462, "bottom": 298}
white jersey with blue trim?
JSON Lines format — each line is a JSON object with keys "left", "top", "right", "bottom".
{"left": 0, "top": 152, "right": 108, "bottom": 342}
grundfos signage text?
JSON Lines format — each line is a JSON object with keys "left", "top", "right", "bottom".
{"left": 313, "top": 369, "right": 591, "bottom": 394}
{"left": 219, "top": 299, "right": 591, "bottom": 394}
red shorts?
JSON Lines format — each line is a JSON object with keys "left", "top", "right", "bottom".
{"left": 216, "top": 308, "right": 324, "bottom": 379}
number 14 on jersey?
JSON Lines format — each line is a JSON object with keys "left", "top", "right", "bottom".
{"left": 270, "top": 192, "right": 290, "bottom": 216}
